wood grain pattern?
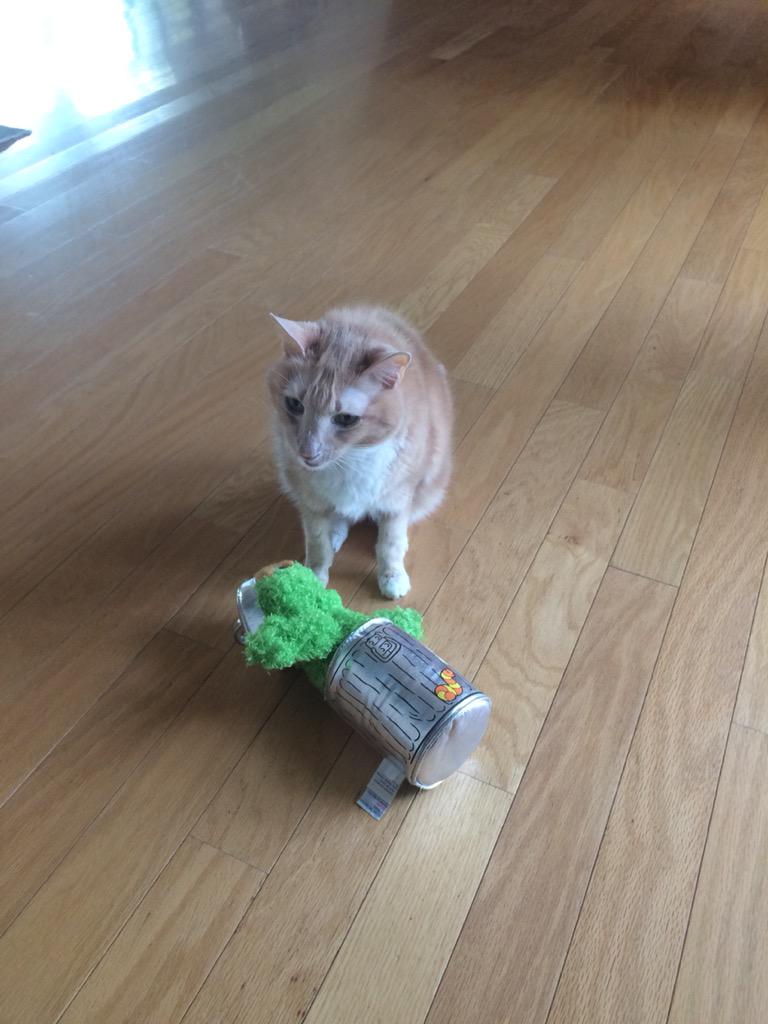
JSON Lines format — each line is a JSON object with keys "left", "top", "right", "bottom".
{"left": 667, "top": 725, "right": 768, "bottom": 1024}
{"left": 558, "top": 127, "right": 741, "bottom": 410}
{"left": 181, "top": 737, "right": 413, "bottom": 1024}
{"left": 0, "top": 651, "right": 287, "bottom": 1023}
{"left": 744, "top": 180, "right": 768, "bottom": 250}
{"left": 193, "top": 683, "right": 349, "bottom": 871}
{"left": 547, "top": 310, "right": 768, "bottom": 1024}
{"left": 464, "top": 478, "right": 632, "bottom": 792}
{"left": 0, "top": 516, "right": 242, "bottom": 803}
{"left": 613, "top": 373, "right": 739, "bottom": 584}
{"left": 579, "top": 276, "right": 720, "bottom": 493}
{"left": 424, "top": 399, "right": 603, "bottom": 678}
{"left": 734, "top": 569, "right": 768, "bottom": 733}
{"left": 614, "top": 248, "right": 768, "bottom": 584}
{"left": 0, "top": 631, "right": 221, "bottom": 935}
{"left": 426, "top": 79, "right": 651, "bottom": 373}
{"left": 452, "top": 253, "right": 582, "bottom": 388}
{"left": 6, "top": 2, "right": 768, "bottom": 1022}
{"left": 425, "top": 569, "right": 675, "bottom": 1024}
{"left": 450, "top": 125, "right": 715, "bottom": 527}
{"left": 401, "top": 174, "right": 555, "bottom": 332}
{"left": 682, "top": 105, "right": 768, "bottom": 284}
{"left": 305, "top": 774, "right": 511, "bottom": 1024}
{"left": 58, "top": 837, "right": 263, "bottom": 1024}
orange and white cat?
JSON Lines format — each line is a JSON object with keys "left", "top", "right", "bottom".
{"left": 268, "top": 305, "right": 453, "bottom": 598}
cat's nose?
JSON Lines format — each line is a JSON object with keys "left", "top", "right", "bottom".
{"left": 299, "top": 443, "right": 322, "bottom": 466}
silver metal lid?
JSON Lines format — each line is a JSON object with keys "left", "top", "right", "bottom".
{"left": 236, "top": 578, "right": 264, "bottom": 636}
{"left": 410, "top": 693, "right": 492, "bottom": 788}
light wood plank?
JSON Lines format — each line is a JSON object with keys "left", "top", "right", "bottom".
{"left": 743, "top": 180, "right": 768, "bottom": 250}
{"left": 181, "top": 737, "right": 413, "bottom": 1024}
{"left": 579, "top": 276, "right": 720, "bottom": 493}
{"left": 167, "top": 496, "right": 304, "bottom": 652}
{"left": 546, "top": 306, "right": 768, "bottom": 1024}
{"left": 713, "top": 83, "right": 767, "bottom": 141}
{"left": 547, "top": 79, "right": 710, "bottom": 263}
{"left": 305, "top": 774, "right": 511, "bottom": 1024}
{"left": 0, "top": 429, "right": 271, "bottom": 687}
{"left": 58, "top": 837, "right": 263, "bottom": 1024}
{"left": 464, "top": 276, "right": 717, "bottom": 792}
{"left": 0, "top": 515, "right": 243, "bottom": 803}
{"left": 449, "top": 376, "right": 494, "bottom": 442}
{"left": 464, "top": 478, "right": 632, "bottom": 791}
{"left": 194, "top": 682, "right": 349, "bottom": 871}
{"left": 0, "top": 291, "right": 288, "bottom": 624}
{"left": 734, "top": 569, "right": 768, "bottom": 733}
{"left": 425, "top": 399, "right": 603, "bottom": 679}
{"left": 426, "top": 74, "right": 656, "bottom": 373}
{"left": 667, "top": 725, "right": 768, "bottom": 1024}
{"left": 614, "top": 248, "right": 768, "bottom": 584}
{"left": 400, "top": 174, "right": 555, "bottom": 333}
{"left": 450, "top": 127, "right": 719, "bottom": 528}
{"left": 424, "top": 569, "right": 675, "bottom": 1024}
{"left": 452, "top": 253, "right": 582, "bottom": 388}
{"left": 558, "top": 128, "right": 741, "bottom": 410}
{"left": 682, "top": 104, "right": 768, "bottom": 284}
{"left": 0, "top": 650, "right": 287, "bottom": 1023}
{"left": 0, "top": 251, "right": 253, "bottom": 444}
{"left": 613, "top": 373, "right": 739, "bottom": 584}
{"left": 0, "top": 631, "right": 220, "bottom": 935}
{"left": 427, "top": 53, "right": 623, "bottom": 196}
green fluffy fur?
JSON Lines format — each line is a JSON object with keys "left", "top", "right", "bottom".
{"left": 243, "top": 562, "right": 423, "bottom": 690}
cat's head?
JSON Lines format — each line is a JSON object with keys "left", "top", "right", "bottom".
{"left": 267, "top": 313, "right": 411, "bottom": 470}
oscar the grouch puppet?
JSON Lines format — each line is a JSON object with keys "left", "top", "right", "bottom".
{"left": 238, "top": 561, "right": 492, "bottom": 818}
{"left": 241, "top": 561, "right": 423, "bottom": 689}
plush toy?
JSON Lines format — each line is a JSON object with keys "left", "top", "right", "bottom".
{"left": 236, "top": 561, "right": 492, "bottom": 818}
{"left": 240, "top": 560, "right": 423, "bottom": 688}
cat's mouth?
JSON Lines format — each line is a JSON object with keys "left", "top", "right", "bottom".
{"left": 298, "top": 453, "right": 325, "bottom": 469}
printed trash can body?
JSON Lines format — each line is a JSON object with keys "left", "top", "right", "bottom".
{"left": 325, "top": 618, "right": 491, "bottom": 789}
{"left": 235, "top": 579, "right": 492, "bottom": 819}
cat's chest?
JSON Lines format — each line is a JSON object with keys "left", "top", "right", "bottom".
{"left": 305, "top": 442, "right": 398, "bottom": 520}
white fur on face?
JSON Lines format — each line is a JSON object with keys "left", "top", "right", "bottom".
{"left": 336, "top": 386, "right": 370, "bottom": 418}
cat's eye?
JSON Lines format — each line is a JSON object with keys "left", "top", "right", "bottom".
{"left": 284, "top": 396, "right": 304, "bottom": 416}
{"left": 332, "top": 413, "right": 360, "bottom": 428}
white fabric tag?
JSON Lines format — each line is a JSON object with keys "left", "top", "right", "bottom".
{"left": 357, "top": 756, "right": 407, "bottom": 820}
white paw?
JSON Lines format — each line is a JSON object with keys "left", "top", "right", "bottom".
{"left": 330, "top": 521, "right": 349, "bottom": 554}
{"left": 378, "top": 567, "right": 411, "bottom": 600}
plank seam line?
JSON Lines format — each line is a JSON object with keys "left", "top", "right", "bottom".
{"left": 0, "top": 636, "right": 229, "bottom": 942}
{"left": 663, "top": 541, "right": 768, "bottom": 1024}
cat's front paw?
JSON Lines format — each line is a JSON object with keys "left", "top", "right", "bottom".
{"left": 378, "top": 567, "right": 411, "bottom": 600}
{"left": 308, "top": 565, "right": 329, "bottom": 587}
{"left": 330, "top": 520, "right": 349, "bottom": 554}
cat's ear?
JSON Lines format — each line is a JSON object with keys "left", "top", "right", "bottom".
{"left": 360, "top": 351, "right": 412, "bottom": 391}
{"left": 270, "top": 314, "right": 320, "bottom": 357}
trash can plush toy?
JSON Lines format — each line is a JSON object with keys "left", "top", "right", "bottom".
{"left": 235, "top": 561, "right": 492, "bottom": 819}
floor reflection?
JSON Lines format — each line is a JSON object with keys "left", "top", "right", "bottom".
{"left": 1, "top": 0, "right": 245, "bottom": 149}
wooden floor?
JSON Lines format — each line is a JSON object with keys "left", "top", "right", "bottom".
{"left": 3, "top": 0, "right": 768, "bottom": 1020}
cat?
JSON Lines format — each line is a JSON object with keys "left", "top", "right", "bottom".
{"left": 268, "top": 305, "right": 453, "bottom": 599}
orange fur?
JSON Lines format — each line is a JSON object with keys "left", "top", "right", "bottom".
{"left": 268, "top": 305, "right": 453, "bottom": 598}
